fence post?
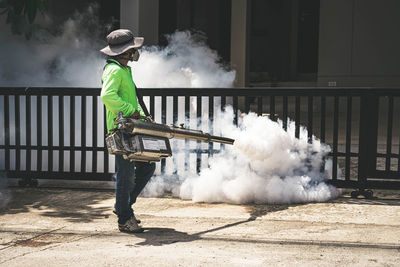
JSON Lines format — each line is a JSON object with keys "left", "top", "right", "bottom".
{"left": 356, "top": 93, "right": 379, "bottom": 198}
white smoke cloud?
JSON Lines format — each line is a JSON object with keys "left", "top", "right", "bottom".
{"left": 0, "top": 9, "right": 234, "bottom": 88}
{"left": 0, "top": 5, "right": 104, "bottom": 87}
{"left": 131, "top": 31, "right": 235, "bottom": 88}
{"left": 143, "top": 107, "right": 339, "bottom": 204}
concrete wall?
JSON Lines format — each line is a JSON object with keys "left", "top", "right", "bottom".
{"left": 318, "top": 0, "right": 400, "bottom": 87}
{"left": 120, "top": 0, "right": 159, "bottom": 46}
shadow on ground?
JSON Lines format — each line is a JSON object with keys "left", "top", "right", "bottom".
{"left": 338, "top": 190, "right": 400, "bottom": 206}
{"left": 132, "top": 203, "right": 293, "bottom": 246}
{"left": 0, "top": 187, "right": 113, "bottom": 223}
{"left": 134, "top": 219, "right": 258, "bottom": 246}
{"left": 334, "top": 197, "right": 400, "bottom": 206}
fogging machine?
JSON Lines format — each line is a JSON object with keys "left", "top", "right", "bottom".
{"left": 106, "top": 112, "right": 235, "bottom": 162}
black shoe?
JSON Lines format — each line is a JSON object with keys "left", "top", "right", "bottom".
{"left": 118, "top": 217, "right": 144, "bottom": 233}
{"left": 113, "top": 210, "right": 141, "bottom": 224}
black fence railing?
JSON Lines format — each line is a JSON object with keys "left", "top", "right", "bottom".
{"left": 1, "top": 87, "right": 400, "bottom": 196}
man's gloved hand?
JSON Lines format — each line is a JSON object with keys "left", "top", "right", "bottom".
{"left": 128, "top": 110, "right": 141, "bottom": 119}
{"left": 128, "top": 111, "right": 155, "bottom": 123}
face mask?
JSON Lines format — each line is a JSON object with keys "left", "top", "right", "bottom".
{"left": 118, "top": 50, "right": 140, "bottom": 62}
{"left": 131, "top": 49, "right": 140, "bottom": 61}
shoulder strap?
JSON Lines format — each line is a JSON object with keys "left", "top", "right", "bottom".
{"left": 133, "top": 81, "right": 151, "bottom": 117}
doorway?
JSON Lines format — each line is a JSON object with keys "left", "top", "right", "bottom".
{"left": 249, "top": 0, "right": 320, "bottom": 85}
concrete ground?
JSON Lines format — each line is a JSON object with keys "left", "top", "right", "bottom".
{"left": 0, "top": 185, "right": 399, "bottom": 267}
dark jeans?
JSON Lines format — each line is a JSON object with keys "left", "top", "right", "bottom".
{"left": 114, "top": 155, "right": 155, "bottom": 224}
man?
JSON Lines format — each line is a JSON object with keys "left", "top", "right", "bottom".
{"left": 100, "top": 29, "right": 155, "bottom": 233}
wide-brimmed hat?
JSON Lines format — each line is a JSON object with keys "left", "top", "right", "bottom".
{"left": 100, "top": 29, "right": 144, "bottom": 56}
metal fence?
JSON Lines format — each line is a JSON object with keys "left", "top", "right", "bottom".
{"left": 1, "top": 87, "right": 400, "bottom": 196}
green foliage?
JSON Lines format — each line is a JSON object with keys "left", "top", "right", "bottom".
{"left": 0, "top": 0, "right": 47, "bottom": 39}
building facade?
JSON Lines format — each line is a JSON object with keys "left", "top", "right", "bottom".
{"left": 51, "top": 0, "right": 400, "bottom": 87}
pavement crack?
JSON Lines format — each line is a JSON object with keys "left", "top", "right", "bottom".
{"left": 0, "top": 226, "right": 66, "bottom": 252}
{"left": 0, "top": 229, "right": 98, "bottom": 265}
{"left": 0, "top": 226, "right": 68, "bottom": 265}
{"left": 34, "top": 233, "right": 99, "bottom": 252}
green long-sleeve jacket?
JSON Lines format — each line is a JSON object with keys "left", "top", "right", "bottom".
{"left": 100, "top": 59, "right": 145, "bottom": 132}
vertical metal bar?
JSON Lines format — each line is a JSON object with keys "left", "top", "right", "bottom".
{"left": 257, "top": 96, "right": 262, "bottom": 116}
{"left": 161, "top": 95, "right": 167, "bottom": 124}
{"left": 283, "top": 96, "right": 288, "bottom": 131}
{"left": 386, "top": 96, "right": 393, "bottom": 171}
{"left": 270, "top": 95, "right": 275, "bottom": 121}
{"left": 185, "top": 95, "right": 190, "bottom": 171}
{"left": 295, "top": 96, "right": 300, "bottom": 138}
{"left": 150, "top": 95, "right": 155, "bottom": 119}
{"left": 220, "top": 96, "right": 226, "bottom": 151}
{"left": 233, "top": 95, "right": 238, "bottom": 125}
{"left": 185, "top": 95, "right": 190, "bottom": 117}
{"left": 172, "top": 95, "right": 178, "bottom": 175}
{"left": 320, "top": 96, "right": 326, "bottom": 143}
{"left": 48, "top": 95, "right": 53, "bottom": 172}
{"left": 173, "top": 96, "right": 178, "bottom": 125}
{"left": 209, "top": 96, "right": 214, "bottom": 157}
{"left": 26, "top": 95, "right": 31, "bottom": 172}
{"left": 332, "top": 96, "right": 339, "bottom": 180}
{"left": 172, "top": 95, "right": 179, "bottom": 175}
{"left": 345, "top": 96, "right": 352, "bottom": 181}
{"left": 398, "top": 103, "right": 400, "bottom": 169}
{"left": 221, "top": 95, "right": 226, "bottom": 111}
{"left": 307, "top": 96, "right": 313, "bottom": 143}
{"left": 398, "top": 100, "right": 400, "bottom": 170}
{"left": 103, "top": 106, "right": 109, "bottom": 174}
{"left": 4, "top": 95, "right": 10, "bottom": 170}
{"left": 319, "top": 97, "right": 327, "bottom": 175}
{"left": 15, "top": 95, "right": 20, "bottom": 171}
{"left": 196, "top": 96, "right": 202, "bottom": 173}
{"left": 196, "top": 96, "right": 202, "bottom": 122}
{"left": 37, "top": 95, "right": 42, "bottom": 172}
{"left": 245, "top": 96, "right": 250, "bottom": 113}
{"left": 161, "top": 95, "right": 167, "bottom": 174}
{"left": 196, "top": 95, "right": 202, "bottom": 119}
{"left": 70, "top": 96, "right": 75, "bottom": 173}
{"left": 92, "top": 96, "right": 98, "bottom": 172}
{"left": 81, "top": 96, "right": 86, "bottom": 173}
{"left": 59, "top": 95, "right": 64, "bottom": 172}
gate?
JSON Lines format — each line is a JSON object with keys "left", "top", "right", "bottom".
{"left": 1, "top": 87, "right": 400, "bottom": 197}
